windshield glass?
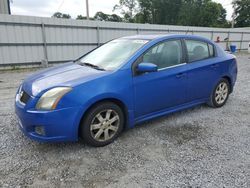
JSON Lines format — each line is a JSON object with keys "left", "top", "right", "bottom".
{"left": 78, "top": 39, "right": 149, "bottom": 70}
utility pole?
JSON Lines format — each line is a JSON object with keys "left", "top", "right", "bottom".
{"left": 86, "top": 0, "right": 89, "bottom": 20}
{"left": 0, "top": 0, "right": 11, "bottom": 14}
{"left": 231, "top": 0, "right": 236, "bottom": 28}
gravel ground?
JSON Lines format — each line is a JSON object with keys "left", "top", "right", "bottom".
{"left": 0, "top": 53, "right": 249, "bottom": 188}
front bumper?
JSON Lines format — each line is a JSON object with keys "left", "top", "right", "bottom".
{"left": 15, "top": 98, "right": 81, "bottom": 142}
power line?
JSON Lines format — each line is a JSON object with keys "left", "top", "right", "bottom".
{"left": 56, "top": 0, "right": 65, "bottom": 13}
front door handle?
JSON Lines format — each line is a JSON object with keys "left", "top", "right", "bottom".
{"left": 176, "top": 73, "right": 187, "bottom": 78}
{"left": 211, "top": 64, "right": 219, "bottom": 69}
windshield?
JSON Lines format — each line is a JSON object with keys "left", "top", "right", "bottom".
{"left": 78, "top": 39, "right": 149, "bottom": 70}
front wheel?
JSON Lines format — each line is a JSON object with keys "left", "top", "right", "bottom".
{"left": 80, "top": 102, "right": 124, "bottom": 147}
{"left": 208, "top": 78, "right": 230, "bottom": 108}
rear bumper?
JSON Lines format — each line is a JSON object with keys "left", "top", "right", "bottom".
{"left": 15, "top": 100, "right": 81, "bottom": 142}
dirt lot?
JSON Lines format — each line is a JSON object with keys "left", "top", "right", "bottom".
{"left": 0, "top": 53, "right": 249, "bottom": 188}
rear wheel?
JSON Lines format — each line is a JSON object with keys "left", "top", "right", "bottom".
{"left": 80, "top": 102, "right": 124, "bottom": 147}
{"left": 208, "top": 78, "right": 230, "bottom": 108}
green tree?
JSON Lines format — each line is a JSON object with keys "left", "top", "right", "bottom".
{"left": 112, "top": 0, "right": 229, "bottom": 27}
{"left": 113, "top": 0, "right": 138, "bottom": 22}
{"left": 216, "top": 4, "right": 230, "bottom": 28}
{"left": 233, "top": 0, "right": 250, "bottom": 27}
{"left": 153, "top": 0, "right": 182, "bottom": 25}
{"left": 94, "top": 12, "right": 109, "bottom": 21}
{"left": 109, "top": 14, "right": 123, "bottom": 22}
{"left": 136, "top": 0, "right": 182, "bottom": 24}
{"left": 76, "top": 15, "right": 87, "bottom": 20}
{"left": 52, "top": 12, "right": 71, "bottom": 19}
{"left": 135, "top": 0, "right": 152, "bottom": 23}
{"left": 76, "top": 15, "right": 94, "bottom": 20}
{"left": 178, "top": 0, "right": 228, "bottom": 27}
{"left": 178, "top": 0, "right": 208, "bottom": 26}
{"left": 199, "top": 1, "right": 221, "bottom": 27}
{"left": 94, "top": 12, "right": 122, "bottom": 22}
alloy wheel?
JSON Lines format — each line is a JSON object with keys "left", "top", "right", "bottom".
{"left": 90, "top": 109, "right": 120, "bottom": 142}
{"left": 215, "top": 82, "right": 229, "bottom": 104}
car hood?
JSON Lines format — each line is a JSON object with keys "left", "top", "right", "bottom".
{"left": 22, "top": 62, "right": 110, "bottom": 97}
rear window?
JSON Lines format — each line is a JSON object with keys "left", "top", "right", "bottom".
{"left": 186, "top": 40, "right": 214, "bottom": 62}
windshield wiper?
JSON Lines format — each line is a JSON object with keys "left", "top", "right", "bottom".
{"left": 78, "top": 61, "right": 105, "bottom": 71}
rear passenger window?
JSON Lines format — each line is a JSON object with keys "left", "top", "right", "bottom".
{"left": 185, "top": 40, "right": 211, "bottom": 62}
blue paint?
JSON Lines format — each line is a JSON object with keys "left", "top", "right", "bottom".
{"left": 15, "top": 34, "right": 238, "bottom": 142}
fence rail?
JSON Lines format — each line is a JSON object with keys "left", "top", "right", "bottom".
{"left": 0, "top": 14, "right": 249, "bottom": 68}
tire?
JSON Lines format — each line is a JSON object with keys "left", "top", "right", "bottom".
{"left": 208, "top": 78, "right": 230, "bottom": 108}
{"left": 80, "top": 102, "right": 124, "bottom": 147}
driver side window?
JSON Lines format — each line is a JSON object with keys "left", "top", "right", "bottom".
{"left": 142, "top": 40, "right": 183, "bottom": 69}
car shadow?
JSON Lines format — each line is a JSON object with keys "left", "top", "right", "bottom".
{"left": 121, "top": 104, "right": 211, "bottom": 145}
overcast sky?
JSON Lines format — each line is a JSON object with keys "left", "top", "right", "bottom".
{"left": 10, "top": 0, "right": 233, "bottom": 20}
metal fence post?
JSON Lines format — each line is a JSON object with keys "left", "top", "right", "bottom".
{"left": 136, "top": 27, "right": 139, "bottom": 34}
{"left": 211, "top": 31, "right": 214, "bottom": 41}
{"left": 226, "top": 31, "right": 230, "bottom": 51}
{"left": 41, "top": 23, "right": 48, "bottom": 67}
{"left": 96, "top": 26, "right": 100, "bottom": 46}
{"left": 239, "top": 32, "right": 244, "bottom": 51}
{"left": 227, "top": 31, "right": 230, "bottom": 42}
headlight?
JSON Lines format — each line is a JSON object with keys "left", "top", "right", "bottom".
{"left": 36, "top": 87, "right": 72, "bottom": 110}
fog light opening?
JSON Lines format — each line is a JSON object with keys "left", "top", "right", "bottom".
{"left": 35, "top": 126, "right": 45, "bottom": 136}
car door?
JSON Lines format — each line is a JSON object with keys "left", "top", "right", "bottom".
{"left": 184, "top": 39, "right": 222, "bottom": 102}
{"left": 133, "top": 39, "right": 188, "bottom": 118}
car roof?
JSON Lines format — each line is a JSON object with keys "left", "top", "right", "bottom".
{"left": 122, "top": 34, "right": 211, "bottom": 43}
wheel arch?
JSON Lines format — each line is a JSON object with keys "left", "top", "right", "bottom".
{"left": 78, "top": 98, "right": 129, "bottom": 137}
{"left": 222, "top": 75, "right": 232, "bottom": 93}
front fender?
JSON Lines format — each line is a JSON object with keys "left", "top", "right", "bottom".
{"left": 65, "top": 69, "right": 135, "bottom": 140}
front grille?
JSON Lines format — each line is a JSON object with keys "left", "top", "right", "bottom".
{"left": 20, "top": 90, "right": 30, "bottom": 104}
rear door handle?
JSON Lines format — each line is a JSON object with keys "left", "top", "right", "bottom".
{"left": 176, "top": 73, "right": 187, "bottom": 78}
{"left": 211, "top": 64, "right": 219, "bottom": 68}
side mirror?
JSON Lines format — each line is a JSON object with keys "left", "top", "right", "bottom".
{"left": 137, "top": 62, "right": 158, "bottom": 73}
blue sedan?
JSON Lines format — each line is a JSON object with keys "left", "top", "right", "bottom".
{"left": 15, "top": 34, "right": 237, "bottom": 146}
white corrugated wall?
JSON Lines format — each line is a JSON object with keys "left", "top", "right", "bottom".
{"left": 0, "top": 14, "right": 249, "bottom": 68}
